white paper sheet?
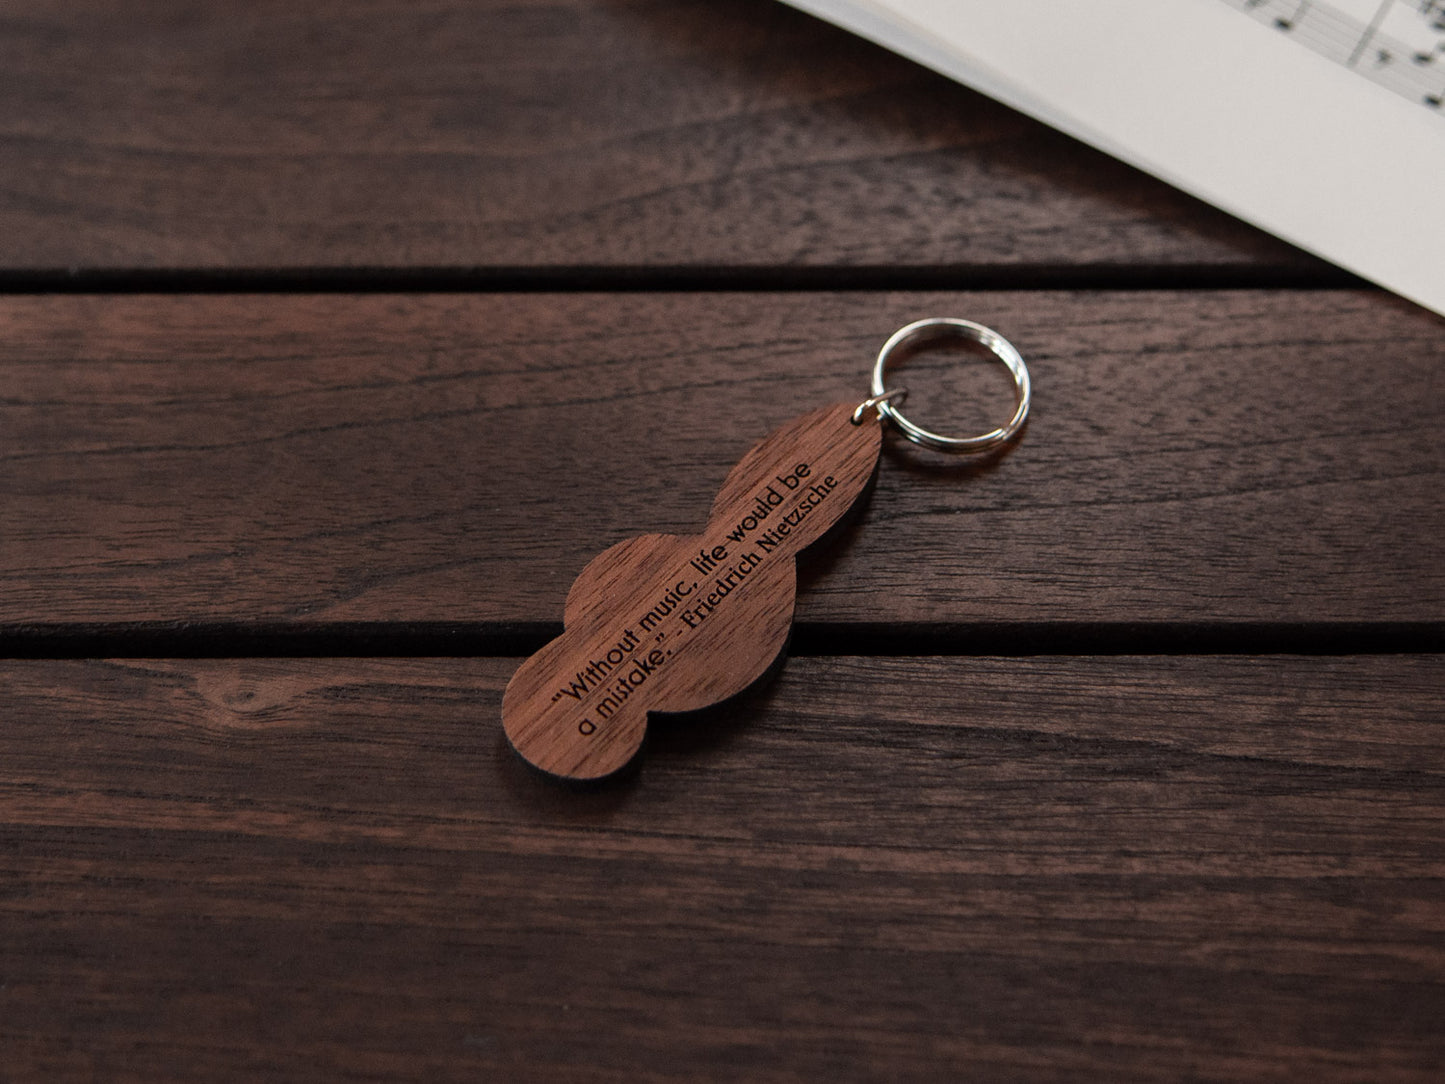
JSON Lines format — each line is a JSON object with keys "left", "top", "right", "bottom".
{"left": 781, "top": 0, "right": 1445, "bottom": 316}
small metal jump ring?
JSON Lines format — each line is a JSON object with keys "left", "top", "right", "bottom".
{"left": 871, "top": 318, "right": 1031, "bottom": 453}
{"left": 852, "top": 387, "right": 908, "bottom": 425}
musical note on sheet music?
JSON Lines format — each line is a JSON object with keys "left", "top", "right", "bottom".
{"left": 1226, "top": 0, "right": 1445, "bottom": 111}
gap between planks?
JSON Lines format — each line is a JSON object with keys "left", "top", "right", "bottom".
{"left": 0, "top": 265, "right": 1361, "bottom": 295}
{"left": 0, "top": 620, "right": 1441, "bottom": 660}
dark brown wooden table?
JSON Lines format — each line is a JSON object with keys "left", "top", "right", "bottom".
{"left": 2, "top": 2, "right": 1442, "bottom": 1079}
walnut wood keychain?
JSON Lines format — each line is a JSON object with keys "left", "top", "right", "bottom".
{"left": 503, "top": 318, "right": 1031, "bottom": 780}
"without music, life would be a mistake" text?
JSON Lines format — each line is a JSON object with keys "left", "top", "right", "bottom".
{"left": 551, "top": 462, "right": 841, "bottom": 734}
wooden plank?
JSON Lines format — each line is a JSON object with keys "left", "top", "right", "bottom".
{"left": 1, "top": 655, "right": 1441, "bottom": 1078}
{"left": 2, "top": 291, "right": 1442, "bottom": 631}
{"left": 0, "top": 0, "right": 1313, "bottom": 274}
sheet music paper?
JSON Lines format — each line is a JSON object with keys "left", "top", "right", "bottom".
{"left": 781, "top": 0, "right": 1445, "bottom": 316}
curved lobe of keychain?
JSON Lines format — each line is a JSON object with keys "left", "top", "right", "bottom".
{"left": 503, "top": 319, "right": 1031, "bottom": 781}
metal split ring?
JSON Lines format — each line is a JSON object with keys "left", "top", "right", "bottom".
{"left": 863, "top": 318, "right": 1031, "bottom": 454}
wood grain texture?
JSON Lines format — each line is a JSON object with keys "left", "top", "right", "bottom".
{"left": 1, "top": 655, "right": 1441, "bottom": 1079}
{"left": 2, "top": 290, "right": 1442, "bottom": 631}
{"left": 0, "top": 0, "right": 1314, "bottom": 273}
{"left": 504, "top": 402, "right": 881, "bottom": 779}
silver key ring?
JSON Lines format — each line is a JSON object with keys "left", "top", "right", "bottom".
{"left": 867, "top": 318, "right": 1031, "bottom": 453}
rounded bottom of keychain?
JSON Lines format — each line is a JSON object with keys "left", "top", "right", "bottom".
{"left": 868, "top": 318, "right": 1031, "bottom": 453}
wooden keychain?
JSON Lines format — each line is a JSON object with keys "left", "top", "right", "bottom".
{"left": 503, "top": 318, "right": 1032, "bottom": 781}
